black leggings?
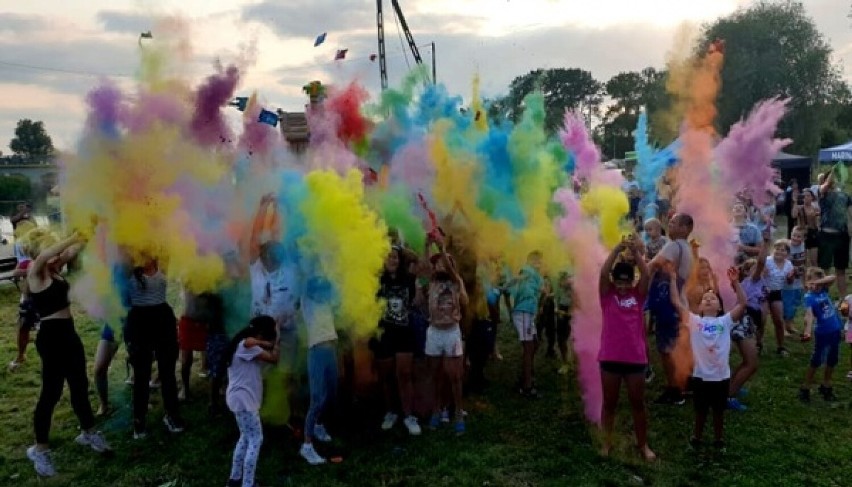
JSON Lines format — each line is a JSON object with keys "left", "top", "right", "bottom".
{"left": 126, "top": 303, "right": 180, "bottom": 429}
{"left": 34, "top": 318, "right": 95, "bottom": 444}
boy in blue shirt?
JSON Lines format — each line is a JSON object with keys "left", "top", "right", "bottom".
{"left": 799, "top": 268, "right": 843, "bottom": 402}
{"left": 509, "top": 251, "right": 544, "bottom": 398}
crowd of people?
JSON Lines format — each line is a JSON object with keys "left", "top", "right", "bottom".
{"left": 6, "top": 165, "right": 852, "bottom": 485}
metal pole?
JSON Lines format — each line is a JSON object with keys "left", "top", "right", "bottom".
{"left": 431, "top": 42, "right": 436, "bottom": 84}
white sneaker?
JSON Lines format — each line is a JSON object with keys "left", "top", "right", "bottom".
{"left": 300, "top": 443, "right": 327, "bottom": 465}
{"left": 381, "top": 412, "right": 398, "bottom": 431}
{"left": 440, "top": 408, "right": 450, "bottom": 424}
{"left": 75, "top": 431, "right": 112, "bottom": 453}
{"left": 313, "top": 424, "right": 332, "bottom": 443}
{"left": 403, "top": 415, "right": 421, "bottom": 436}
{"left": 27, "top": 446, "right": 56, "bottom": 477}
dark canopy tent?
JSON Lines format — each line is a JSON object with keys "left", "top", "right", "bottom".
{"left": 772, "top": 151, "right": 811, "bottom": 187}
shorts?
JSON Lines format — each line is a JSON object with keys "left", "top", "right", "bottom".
{"left": 731, "top": 312, "right": 757, "bottom": 342}
{"left": 178, "top": 316, "right": 208, "bottom": 351}
{"left": 206, "top": 332, "right": 229, "bottom": 379}
{"left": 424, "top": 325, "right": 464, "bottom": 357}
{"left": 599, "top": 361, "right": 646, "bottom": 376}
{"left": 810, "top": 330, "right": 841, "bottom": 368}
{"left": 767, "top": 290, "right": 783, "bottom": 303}
{"left": 374, "top": 325, "right": 416, "bottom": 359}
{"left": 805, "top": 228, "right": 819, "bottom": 249}
{"left": 17, "top": 298, "right": 39, "bottom": 331}
{"left": 693, "top": 378, "right": 730, "bottom": 414}
{"left": 782, "top": 289, "right": 803, "bottom": 320}
{"left": 512, "top": 312, "right": 537, "bottom": 342}
{"left": 817, "top": 231, "right": 850, "bottom": 271}
{"left": 101, "top": 323, "right": 116, "bottom": 342}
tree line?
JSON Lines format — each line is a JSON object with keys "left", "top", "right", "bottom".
{"left": 487, "top": 1, "right": 851, "bottom": 160}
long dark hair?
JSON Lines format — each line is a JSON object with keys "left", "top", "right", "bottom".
{"left": 224, "top": 315, "right": 277, "bottom": 369}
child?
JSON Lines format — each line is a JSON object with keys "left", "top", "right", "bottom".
{"left": 555, "top": 271, "right": 574, "bottom": 375}
{"left": 8, "top": 249, "right": 37, "bottom": 371}
{"left": 784, "top": 228, "right": 806, "bottom": 339}
{"left": 798, "top": 268, "right": 843, "bottom": 402}
{"left": 765, "top": 240, "right": 795, "bottom": 357}
{"left": 598, "top": 239, "right": 654, "bottom": 461}
{"left": 643, "top": 218, "right": 669, "bottom": 261}
{"left": 536, "top": 275, "right": 557, "bottom": 359}
{"left": 509, "top": 251, "right": 545, "bottom": 398}
{"left": 300, "top": 275, "right": 339, "bottom": 465}
{"left": 225, "top": 315, "right": 280, "bottom": 487}
{"left": 671, "top": 266, "right": 746, "bottom": 452}
{"left": 426, "top": 248, "right": 469, "bottom": 433}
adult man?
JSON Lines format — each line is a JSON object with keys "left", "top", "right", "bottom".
{"left": 647, "top": 213, "right": 695, "bottom": 405}
{"left": 817, "top": 170, "right": 852, "bottom": 297}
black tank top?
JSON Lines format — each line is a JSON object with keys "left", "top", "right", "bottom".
{"left": 30, "top": 277, "right": 71, "bottom": 318}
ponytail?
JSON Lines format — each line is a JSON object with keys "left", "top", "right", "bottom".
{"left": 224, "top": 315, "right": 277, "bottom": 368}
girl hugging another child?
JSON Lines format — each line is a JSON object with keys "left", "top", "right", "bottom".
{"left": 225, "top": 315, "right": 280, "bottom": 487}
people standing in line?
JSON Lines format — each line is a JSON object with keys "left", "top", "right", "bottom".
{"left": 125, "top": 256, "right": 184, "bottom": 438}
{"left": 25, "top": 231, "right": 111, "bottom": 477}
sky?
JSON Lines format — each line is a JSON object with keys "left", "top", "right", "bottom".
{"left": 0, "top": 0, "right": 849, "bottom": 151}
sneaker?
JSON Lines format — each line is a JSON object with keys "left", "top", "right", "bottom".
{"left": 300, "top": 443, "right": 327, "bottom": 465}
{"left": 670, "top": 390, "right": 685, "bottom": 406}
{"left": 163, "top": 415, "right": 186, "bottom": 433}
{"left": 403, "top": 415, "right": 421, "bottom": 436}
{"left": 558, "top": 364, "right": 570, "bottom": 375}
{"left": 429, "top": 413, "right": 440, "bottom": 430}
{"left": 454, "top": 420, "right": 465, "bottom": 435}
{"left": 440, "top": 408, "right": 450, "bottom": 424}
{"left": 226, "top": 479, "right": 242, "bottom": 487}
{"left": 133, "top": 428, "right": 148, "bottom": 440}
{"left": 75, "top": 431, "right": 112, "bottom": 453}
{"left": 27, "top": 446, "right": 56, "bottom": 477}
{"left": 313, "top": 424, "right": 332, "bottom": 443}
{"left": 149, "top": 380, "right": 161, "bottom": 389}
{"left": 380, "top": 412, "right": 398, "bottom": 431}
{"left": 8, "top": 360, "right": 22, "bottom": 371}
{"left": 798, "top": 388, "right": 810, "bottom": 403}
{"left": 776, "top": 347, "right": 789, "bottom": 358}
{"left": 644, "top": 366, "right": 654, "bottom": 384}
{"left": 846, "top": 371, "right": 852, "bottom": 380}
{"left": 726, "top": 397, "right": 747, "bottom": 412}
{"left": 819, "top": 385, "right": 838, "bottom": 402}
{"left": 197, "top": 370, "right": 209, "bottom": 378}
{"left": 654, "top": 390, "right": 673, "bottom": 405}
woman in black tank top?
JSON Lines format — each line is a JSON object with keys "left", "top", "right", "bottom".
{"left": 24, "top": 232, "right": 111, "bottom": 477}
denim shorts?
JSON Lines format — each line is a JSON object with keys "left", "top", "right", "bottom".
{"left": 782, "top": 289, "right": 803, "bottom": 321}
{"left": 810, "top": 330, "right": 841, "bottom": 368}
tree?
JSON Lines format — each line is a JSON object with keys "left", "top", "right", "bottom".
{"left": 0, "top": 174, "right": 32, "bottom": 203}
{"left": 700, "top": 1, "right": 845, "bottom": 155}
{"left": 597, "top": 67, "right": 668, "bottom": 159}
{"left": 9, "top": 119, "right": 54, "bottom": 159}
{"left": 502, "top": 68, "right": 603, "bottom": 133}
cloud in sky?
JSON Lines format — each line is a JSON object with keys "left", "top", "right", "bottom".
{"left": 0, "top": 0, "right": 849, "bottom": 151}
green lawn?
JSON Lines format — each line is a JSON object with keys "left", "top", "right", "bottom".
{"left": 1, "top": 282, "right": 852, "bottom": 487}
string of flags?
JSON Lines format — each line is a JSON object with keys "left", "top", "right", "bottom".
{"left": 314, "top": 31, "right": 376, "bottom": 62}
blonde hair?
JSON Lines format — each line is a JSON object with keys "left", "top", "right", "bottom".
{"left": 773, "top": 239, "right": 791, "bottom": 253}
{"left": 19, "top": 227, "right": 58, "bottom": 260}
{"left": 806, "top": 267, "right": 826, "bottom": 282}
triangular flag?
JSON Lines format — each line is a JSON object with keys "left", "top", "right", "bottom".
{"left": 369, "top": 54, "right": 377, "bottom": 62}
{"left": 314, "top": 32, "right": 327, "bottom": 47}
{"left": 140, "top": 31, "right": 153, "bottom": 39}
{"left": 258, "top": 109, "right": 279, "bottom": 127}
{"left": 334, "top": 49, "right": 348, "bottom": 60}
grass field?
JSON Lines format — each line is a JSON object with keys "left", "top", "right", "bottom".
{"left": 2, "top": 282, "right": 852, "bottom": 487}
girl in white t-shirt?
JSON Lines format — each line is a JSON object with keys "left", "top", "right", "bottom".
{"left": 670, "top": 266, "right": 746, "bottom": 452}
{"left": 764, "top": 240, "right": 795, "bottom": 357}
{"left": 224, "top": 316, "right": 279, "bottom": 487}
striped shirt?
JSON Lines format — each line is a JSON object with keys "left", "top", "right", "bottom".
{"left": 128, "top": 271, "right": 168, "bottom": 307}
